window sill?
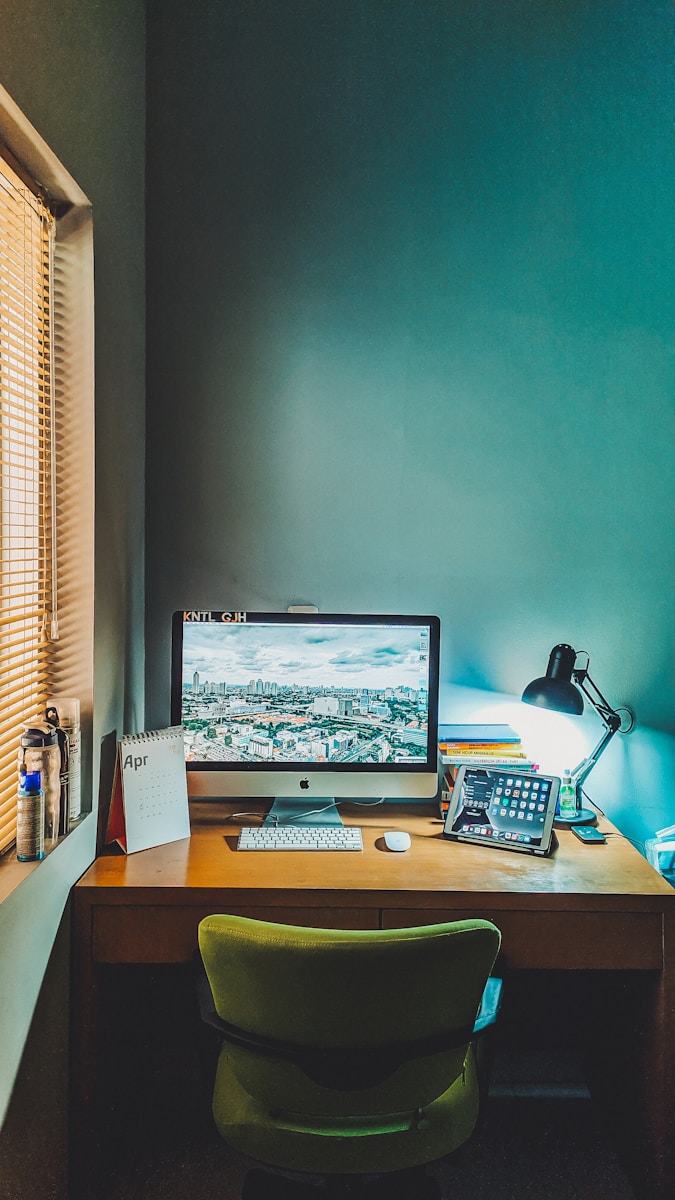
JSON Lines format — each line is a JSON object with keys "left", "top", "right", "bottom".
{"left": 0, "top": 814, "right": 91, "bottom": 908}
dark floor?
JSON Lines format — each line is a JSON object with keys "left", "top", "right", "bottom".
{"left": 96, "top": 967, "right": 639, "bottom": 1200}
{"left": 101, "top": 1056, "right": 638, "bottom": 1200}
{"left": 102, "top": 1096, "right": 638, "bottom": 1200}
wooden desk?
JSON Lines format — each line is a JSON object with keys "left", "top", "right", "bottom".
{"left": 70, "top": 802, "right": 675, "bottom": 1200}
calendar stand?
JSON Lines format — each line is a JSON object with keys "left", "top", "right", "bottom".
{"left": 105, "top": 726, "right": 190, "bottom": 853}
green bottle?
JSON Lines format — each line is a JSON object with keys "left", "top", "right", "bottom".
{"left": 559, "top": 771, "right": 577, "bottom": 821}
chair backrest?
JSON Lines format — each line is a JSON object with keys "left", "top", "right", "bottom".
{"left": 198, "top": 915, "right": 501, "bottom": 1116}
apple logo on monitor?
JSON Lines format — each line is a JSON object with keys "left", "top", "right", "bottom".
{"left": 300, "top": 778, "right": 310, "bottom": 790}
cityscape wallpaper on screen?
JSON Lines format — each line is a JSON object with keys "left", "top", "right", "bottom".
{"left": 180, "top": 621, "right": 431, "bottom": 766}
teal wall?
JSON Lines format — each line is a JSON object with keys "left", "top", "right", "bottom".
{"left": 0, "top": 3, "right": 671, "bottom": 1193}
{"left": 145, "top": 1, "right": 674, "bottom": 842}
{"left": 0, "top": 0, "right": 147, "bottom": 740}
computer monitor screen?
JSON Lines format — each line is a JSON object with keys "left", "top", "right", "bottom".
{"left": 170, "top": 611, "right": 440, "bottom": 821}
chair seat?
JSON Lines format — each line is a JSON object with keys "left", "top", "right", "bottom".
{"left": 212, "top": 1041, "right": 480, "bottom": 1175}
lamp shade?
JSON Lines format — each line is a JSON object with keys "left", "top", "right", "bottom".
{"left": 521, "top": 644, "right": 584, "bottom": 715}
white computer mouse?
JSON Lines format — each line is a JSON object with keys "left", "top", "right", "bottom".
{"left": 383, "top": 830, "right": 411, "bottom": 853}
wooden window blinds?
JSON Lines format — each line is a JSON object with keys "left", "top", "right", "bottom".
{"left": 0, "top": 151, "right": 57, "bottom": 854}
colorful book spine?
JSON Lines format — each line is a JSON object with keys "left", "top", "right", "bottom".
{"left": 439, "top": 743, "right": 527, "bottom": 755}
{"left": 437, "top": 748, "right": 526, "bottom": 758}
{"left": 440, "top": 755, "right": 536, "bottom": 768}
{"left": 437, "top": 723, "right": 520, "bottom": 743}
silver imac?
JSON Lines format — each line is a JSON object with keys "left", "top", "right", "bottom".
{"left": 170, "top": 610, "right": 440, "bottom": 825}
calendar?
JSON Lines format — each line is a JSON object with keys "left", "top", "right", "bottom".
{"left": 106, "top": 726, "right": 191, "bottom": 853}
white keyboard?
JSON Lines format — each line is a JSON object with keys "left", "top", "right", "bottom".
{"left": 237, "top": 825, "right": 364, "bottom": 851}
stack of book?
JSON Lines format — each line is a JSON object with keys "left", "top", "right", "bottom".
{"left": 438, "top": 723, "right": 538, "bottom": 817}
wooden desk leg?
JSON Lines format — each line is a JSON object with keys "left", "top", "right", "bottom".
{"left": 639, "top": 909, "right": 675, "bottom": 1200}
{"left": 586, "top": 910, "right": 675, "bottom": 1200}
{"left": 69, "top": 895, "right": 106, "bottom": 1200}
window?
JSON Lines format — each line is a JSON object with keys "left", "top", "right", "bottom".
{"left": 0, "top": 105, "right": 94, "bottom": 861}
{"left": 0, "top": 151, "right": 57, "bottom": 853}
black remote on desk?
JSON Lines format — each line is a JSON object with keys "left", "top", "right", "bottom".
{"left": 571, "top": 826, "right": 607, "bottom": 844}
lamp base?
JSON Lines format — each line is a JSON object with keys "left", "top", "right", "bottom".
{"left": 554, "top": 807, "right": 597, "bottom": 829}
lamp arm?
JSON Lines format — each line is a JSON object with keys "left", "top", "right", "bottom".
{"left": 574, "top": 670, "right": 623, "bottom": 730}
{"left": 569, "top": 670, "right": 622, "bottom": 793}
{"left": 570, "top": 724, "right": 618, "bottom": 792}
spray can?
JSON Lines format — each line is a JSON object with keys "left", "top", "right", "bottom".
{"left": 47, "top": 697, "right": 81, "bottom": 824}
{"left": 19, "top": 726, "right": 61, "bottom": 849}
{"left": 45, "top": 705, "right": 71, "bottom": 836}
{"left": 16, "top": 771, "right": 45, "bottom": 861}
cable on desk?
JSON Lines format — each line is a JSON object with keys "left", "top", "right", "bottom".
{"left": 228, "top": 797, "right": 386, "bottom": 828}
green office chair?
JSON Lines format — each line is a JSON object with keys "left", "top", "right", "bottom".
{"left": 197, "top": 914, "right": 502, "bottom": 1200}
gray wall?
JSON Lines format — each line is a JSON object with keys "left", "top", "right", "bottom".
{"left": 0, "top": 3, "right": 145, "bottom": 1195}
{"left": 145, "top": 0, "right": 674, "bottom": 840}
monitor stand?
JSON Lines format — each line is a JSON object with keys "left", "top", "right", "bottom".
{"left": 263, "top": 796, "right": 343, "bottom": 828}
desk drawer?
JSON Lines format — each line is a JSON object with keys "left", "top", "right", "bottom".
{"left": 382, "top": 909, "right": 664, "bottom": 970}
{"left": 92, "top": 904, "right": 378, "bottom": 962}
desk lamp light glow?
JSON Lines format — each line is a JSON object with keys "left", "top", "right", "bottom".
{"left": 522, "top": 643, "right": 634, "bottom": 827}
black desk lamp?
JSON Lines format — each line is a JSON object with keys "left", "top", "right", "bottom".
{"left": 522, "top": 643, "right": 633, "bottom": 827}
